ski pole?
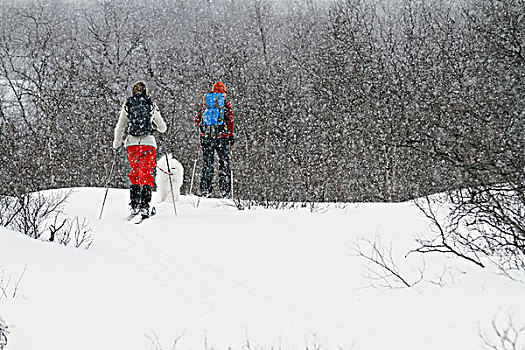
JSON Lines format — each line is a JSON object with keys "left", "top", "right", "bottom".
{"left": 99, "top": 149, "right": 118, "bottom": 220}
{"left": 229, "top": 143, "right": 234, "bottom": 200}
{"left": 164, "top": 150, "right": 178, "bottom": 216}
{"left": 189, "top": 136, "right": 201, "bottom": 196}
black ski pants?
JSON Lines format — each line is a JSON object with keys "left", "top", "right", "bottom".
{"left": 200, "top": 137, "right": 231, "bottom": 197}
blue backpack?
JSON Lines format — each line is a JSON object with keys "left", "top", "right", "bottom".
{"left": 201, "top": 92, "right": 225, "bottom": 138}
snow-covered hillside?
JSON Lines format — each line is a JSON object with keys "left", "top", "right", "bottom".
{"left": 0, "top": 188, "right": 524, "bottom": 350}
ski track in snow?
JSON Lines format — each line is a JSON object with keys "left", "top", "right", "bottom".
{"left": 0, "top": 187, "right": 524, "bottom": 350}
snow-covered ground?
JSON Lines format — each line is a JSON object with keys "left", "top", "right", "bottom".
{"left": 0, "top": 188, "right": 524, "bottom": 350}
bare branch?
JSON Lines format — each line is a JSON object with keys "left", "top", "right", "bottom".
{"left": 480, "top": 313, "right": 525, "bottom": 350}
{"left": 355, "top": 236, "right": 424, "bottom": 289}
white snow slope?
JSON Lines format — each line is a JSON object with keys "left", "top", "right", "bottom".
{"left": 0, "top": 188, "right": 524, "bottom": 350}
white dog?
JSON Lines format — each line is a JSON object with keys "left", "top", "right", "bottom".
{"left": 155, "top": 153, "right": 184, "bottom": 203}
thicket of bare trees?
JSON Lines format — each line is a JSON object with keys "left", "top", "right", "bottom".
{"left": 0, "top": 0, "right": 522, "bottom": 263}
{"left": 0, "top": 0, "right": 519, "bottom": 198}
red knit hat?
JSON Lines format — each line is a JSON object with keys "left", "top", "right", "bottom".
{"left": 212, "top": 81, "right": 226, "bottom": 93}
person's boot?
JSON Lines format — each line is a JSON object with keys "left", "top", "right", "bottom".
{"left": 129, "top": 185, "right": 141, "bottom": 215}
{"left": 139, "top": 185, "right": 152, "bottom": 218}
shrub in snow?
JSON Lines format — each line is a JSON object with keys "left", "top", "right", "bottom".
{"left": 0, "top": 315, "right": 7, "bottom": 350}
{"left": 414, "top": 186, "right": 525, "bottom": 273}
{"left": 0, "top": 190, "right": 93, "bottom": 249}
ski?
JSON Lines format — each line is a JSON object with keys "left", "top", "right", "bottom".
{"left": 134, "top": 207, "right": 156, "bottom": 225}
{"left": 134, "top": 216, "right": 148, "bottom": 224}
{"left": 125, "top": 213, "right": 139, "bottom": 221}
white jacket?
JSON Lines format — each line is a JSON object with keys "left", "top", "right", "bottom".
{"left": 113, "top": 100, "right": 167, "bottom": 149}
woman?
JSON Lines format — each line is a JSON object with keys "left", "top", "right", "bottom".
{"left": 113, "top": 81, "right": 167, "bottom": 218}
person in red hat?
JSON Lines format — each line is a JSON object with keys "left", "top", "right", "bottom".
{"left": 194, "top": 81, "right": 235, "bottom": 198}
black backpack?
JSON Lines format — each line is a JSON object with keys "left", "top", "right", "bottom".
{"left": 125, "top": 93, "right": 153, "bottom": 136}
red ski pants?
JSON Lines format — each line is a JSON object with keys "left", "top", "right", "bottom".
{"left": 126, "top": 145, "right": 156, "bottom": 187}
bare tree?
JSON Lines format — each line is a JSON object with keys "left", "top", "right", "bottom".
{"left": 480, "top": 313, "right": 525, "bottom": 350}
{"left": 0, "top": 313, "right": 7, "bottom": 350}
{"left": 408, "top": 0, "right": 525, "bottom": 273}
{"left": 355, "top": 236, "right": 424, "bottom": 288}
{"left": 0, "top": 266, "right": 26, "bottom": 301}
{"left": 413, "top": 189, "right": 524, "bottom": 272}
{"left": 0, "top": 0, "right": 522, "bottom": 228}
{"left": 55, "top": 216, "right": 93, "bottom": 249}
{"left": 11, "top": 190, "right": 71, "bottom": 239}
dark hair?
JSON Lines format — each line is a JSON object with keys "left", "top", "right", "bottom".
{"left": 132, "top": 81, "right": 147, "bottom": 95}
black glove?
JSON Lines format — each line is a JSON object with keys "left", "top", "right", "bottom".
{"left": 228, "top": 136, "right": 235, "bottom": 146}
